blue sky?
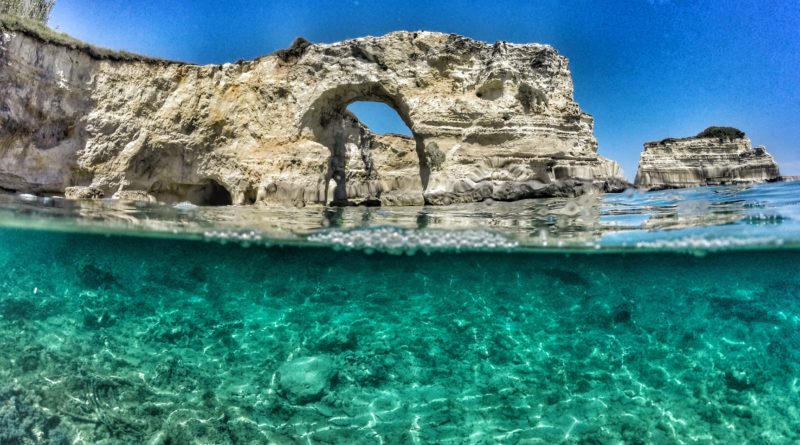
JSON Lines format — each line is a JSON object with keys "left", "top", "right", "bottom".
{"left": 50, "top": 0, "right": 799, "bottom": 178}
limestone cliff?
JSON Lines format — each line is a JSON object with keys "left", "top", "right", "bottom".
{"left": 0, "top": 21, "right": 625, "bottom": 206}
{"left": 634, "top": 128, "right": 781, "bottom": 190}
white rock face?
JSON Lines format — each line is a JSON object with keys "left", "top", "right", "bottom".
{"left": 634, "top": 136, "right": 781, "bottom": 190}
{"left": 0, "top": 26, "right": 626, "bottom": 206}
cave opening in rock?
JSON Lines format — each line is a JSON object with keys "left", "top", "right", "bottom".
{"left": 191, "top": 179, "right": 233, "bottom": 206}
{"left": 346, "top": 101, "right": 413, "bottom": 137}
{"left": 148, "top": 179, "right": 232, "bottom": 206}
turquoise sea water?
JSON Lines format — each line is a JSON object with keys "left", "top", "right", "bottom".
{"left": 1, "top": 181, "right": 800, "bottom": 444}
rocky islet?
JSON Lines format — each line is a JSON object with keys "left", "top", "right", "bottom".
{"left": 634, "top": 127, "right": 782, "bottom": 190}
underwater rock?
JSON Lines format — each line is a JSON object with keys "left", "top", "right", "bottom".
{"left": 635, "top": 127, "right": 781, "bottom": 189}
{"left": 276, "top": 356, "right": 336, "bottom": 404}
{"left": 724, "top": 368, "right": 759, "bottom": 391}
{"left": 0, "top": 297, "right": 57, "bottom": 322}
{"left": 156, "top": 408, "right": 233, "bottom": 445}
{"left": 77, "top": 263, "right": 116, "bottom": 289}
{"left": 81, "top": 309, "right": 116, "bottom": 329}
{"left": 709, "top": 297, "right": 777, "bottom": 324}
{"left": 541, "top": 268, "right": 591, "bottom": 287}
{"left": 314, "top": 326, "right": 358, "bottom": 352}
{"left": 0, "top": 386, "right": 70, "bottom": 445}
{"left": 0, "top": 297, "right": 37, "bottom": 321}
{"left": 341, "top": 351, "right": 390, "bottom": 387}
{"left": 611, "top": 302, "right": 633, "bottom": 324}
{"left": 0, "top": 24, "right": 625, "bottom": 206}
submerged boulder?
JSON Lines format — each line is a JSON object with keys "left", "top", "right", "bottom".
{"left": 634, "top": 127, "right": 781, "bottom": 190}
{"left": 276, "top": 356, "right": 336, "bottom": 404}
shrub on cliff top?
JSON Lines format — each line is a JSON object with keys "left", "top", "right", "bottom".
{"left": 696, "top": 126, "right": 745, "bottom": 140}
{"left": 0, "top": 0, "right": 55, "bottom": 23}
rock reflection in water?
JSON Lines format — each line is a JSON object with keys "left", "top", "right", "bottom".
{"left": 1, "top": 180, "right": 800, "bottom": 252}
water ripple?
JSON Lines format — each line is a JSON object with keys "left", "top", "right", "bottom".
{"left": 1, "top": 180, "right": 799, "bottom": 252}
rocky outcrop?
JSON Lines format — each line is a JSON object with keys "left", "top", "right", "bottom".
{"left": 634, "top": 129, "right": 781, "bottom": 190}
{"left": 0, "top": 22, "right": 625, "bottom": 206}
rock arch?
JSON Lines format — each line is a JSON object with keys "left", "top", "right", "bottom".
{"left": 301, "top": 82, "right": 429, "bottom": 206}
{"left": 0, "top": 28, "right": 627, "bottom": 206}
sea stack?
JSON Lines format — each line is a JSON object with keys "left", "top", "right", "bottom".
{"left": 0, "top": 21, "right": 625, "bottom": 206}
{"left": 634, "top": 127, "right": 781, "bottom": 190}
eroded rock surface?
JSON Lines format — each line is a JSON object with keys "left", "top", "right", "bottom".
{"left": 635, "top": 129, "right": 781, "bottom": 190}
{"left": 0, "top": 24, "right": 625, "bottom": 206}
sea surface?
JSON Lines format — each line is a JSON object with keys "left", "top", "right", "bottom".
{"left": 1, "top": 181, "right": 799, "bottom": 444}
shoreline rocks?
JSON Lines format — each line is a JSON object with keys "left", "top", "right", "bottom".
{"left": 634, "top": 127, "right": 781, "bottom": 190}
{"left": 0, "top": 22, "right": 625, "bottom": 206}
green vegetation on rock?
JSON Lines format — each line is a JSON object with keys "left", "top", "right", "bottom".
{"left": 696, "top": 126, "right": 746, "bottom": 140}
{"left": 656, "top": 126, "right": 747, "bottom": 144}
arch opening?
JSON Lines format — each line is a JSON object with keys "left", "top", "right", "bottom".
{"left": 346, "top": 102, "right": 412, "bottom": 137}
{"left": 303, "top": 84, "right": 429, "bottom": 207}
